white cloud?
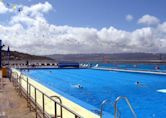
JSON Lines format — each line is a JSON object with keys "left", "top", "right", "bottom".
{"left": 0, "top": 2, "right": 10, "bottom": 14}
{"left": 126, "top": 14, "right": 133, "bottom": 22}
{"left": 157, "top": 22, "right": 166, "bottom": 33}
{"left": 0, "top": 2, "right": 166, "bottom": 55}
{"left": 138, "top": 14, "right": 160, "bottom": 26}
{"left": 22, "top": 1, "right": 52, "bottom": 16}
{"left": 10, "top": 2, "right": 52, "bottom": 26}
{"left": 1, "top": 22, "right": 166, "bottom": 55}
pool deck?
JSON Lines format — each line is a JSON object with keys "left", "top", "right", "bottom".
{"left": 0, "top": 78, "right": 35, "bottom": 118}
{"left": 93, "top": 67, "right": 166, "bottom": 75}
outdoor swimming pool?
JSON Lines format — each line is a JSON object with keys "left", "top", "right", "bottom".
{"left": 22, "top": 69, "right": 166, "bottom": 118}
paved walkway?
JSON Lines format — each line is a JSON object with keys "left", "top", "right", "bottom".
{"left": 0, "top": 78, "right": 35, "bottom": 118}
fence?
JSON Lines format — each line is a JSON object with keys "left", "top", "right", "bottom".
{"left": 11, "top": 71, "right": 82, "bottom": 118}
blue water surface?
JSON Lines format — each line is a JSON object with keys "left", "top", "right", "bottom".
{"left": 23, "top": 69, "right": 166, "bottom": 118}
{"left": 97, "top": 63, "right": 166, "bottom": 72}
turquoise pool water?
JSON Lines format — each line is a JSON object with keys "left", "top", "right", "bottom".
{"left": 22, "top": 69, "right": 166, "bottom": 118}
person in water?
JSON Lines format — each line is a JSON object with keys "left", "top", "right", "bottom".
{"left": 155, "top": 66, "right": 160, "bottom": 70}
{"left": 135, "top": 81, "right": 144, "bottom": 87}
{"left": 74, "top": 84, "right": 83, "bottom": 89}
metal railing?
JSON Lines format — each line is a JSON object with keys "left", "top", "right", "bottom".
{"left": 100, "top": 99, "right": 111, "bottom": 118}
{"left": 100, "top": 96, "right": 137, "bottom": 118}
{"left": 11, "top": 71, "right": 82, "bottom": 118}
{"left": 114, "top": 96, "right": 137, "bottom": 118}
{"left": 100, "top": 99, "right": 121, "bottom": 118}
{"left": 51, "top": 96, "right": 63, "bottom": 118}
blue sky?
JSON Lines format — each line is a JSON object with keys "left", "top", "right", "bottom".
{"left": 0, "top": 0, "right": 166, "bottom": 54}
{"left": 48, "top": 0, "right": 166, "bottom": 30}
{"left": 1, "top": 0, "right": 166, "bottom": 30}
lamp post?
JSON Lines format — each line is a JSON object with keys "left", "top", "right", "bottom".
{"left": 7, "top": 46, "right": 10, "bottom": 67}
{"left": 0, "top": 40, "right": 5, "bottom": 69}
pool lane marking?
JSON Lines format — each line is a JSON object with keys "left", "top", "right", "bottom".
{"left": 93, "top": 67, "right": 166, "bottom": 75}
{"left": 156, "top": 89, "right": 166, "bottom": 93}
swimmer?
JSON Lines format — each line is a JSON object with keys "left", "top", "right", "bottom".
{"left": 135, "top": 81, "right": 143, "bottom": 87}
{"left": 133, "top": 64, "right": 137, "bottom": 67}
{"left": 136, "top": 81, "right": 140, "bottom": 85}
{"left": 73, "top": 84, "right": 83, "bottom": 89}
{"left": 155, "top": 66, "right": 160, "bottom": 70}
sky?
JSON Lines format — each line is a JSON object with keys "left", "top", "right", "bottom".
{"left": 0, "top": 0, "right": 166, "bottom": 55}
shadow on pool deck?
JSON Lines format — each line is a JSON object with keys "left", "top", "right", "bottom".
{"left": 0, "top": 78, "right": 35, "bottom": 118}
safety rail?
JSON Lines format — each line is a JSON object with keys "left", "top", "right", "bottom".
{"left": 100, "top": 99, "right": 120, "bottom": 118}
{"left": 100, "top": 99, "right": 111, "bottom": 118}
{"left": 11, "top": 71, "right": 82, "bottom": 118}
{"left": 51, "top": 96, "right": 63, "bottom": 118}
{"left": 114, "top": 96, "right": 137, "bottom": 118}
{"left": 11, "top": 72, "right": 21, "bottom": 95}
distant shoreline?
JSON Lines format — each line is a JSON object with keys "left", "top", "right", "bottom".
{"left": 4, "top": 59, "right": 166, "bottom": 65}
{"left": 103, "top": 60, "right": 166, "bottom": 64}
{"left": 2, "top": 50, "right": 166, "bottom": 64}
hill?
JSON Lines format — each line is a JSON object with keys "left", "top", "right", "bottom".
{"left": 2, "top": 50, "right": 166, "bottom": 64}
{"left": 2, "top": 50, "right": 52, "bottom": 61}
{"left": 47, "top": 53, "right": 166, "bottom": 63}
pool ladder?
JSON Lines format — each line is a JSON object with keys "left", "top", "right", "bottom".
{"left": 100, "top": 96, "right": 137, "bottom": 118}
{"left": 51, "top": 95, "right": 63, "bottom": 118}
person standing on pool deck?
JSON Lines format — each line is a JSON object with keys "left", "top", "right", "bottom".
{"left": 26, "top": 60, "right": 29, "bottom": 67}
{"left": 26, "top": 60, "right": 30, "bottom": 71}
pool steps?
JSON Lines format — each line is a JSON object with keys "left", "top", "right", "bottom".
{"left": 100, "top": 97, "right": 137, "bottom": 118}
{"left": 114, "top": 96, "right": 137, "bottom": 118}
{"left": 100, "top": 100, "right": 111, "bottom": 118}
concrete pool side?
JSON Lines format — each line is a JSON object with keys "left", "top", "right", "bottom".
{"left": 12, "top": 68, "right": 99, "bottom": 118}
{"left": 93, "top": 67, "right": 166, "bottom": 75}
